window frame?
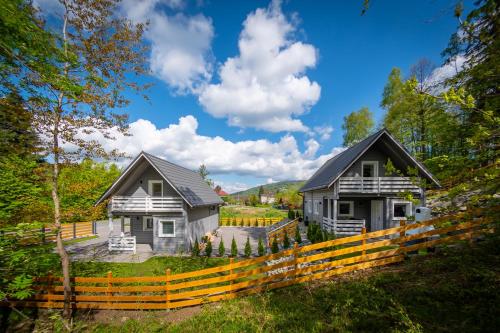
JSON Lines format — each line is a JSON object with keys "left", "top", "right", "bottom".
{"left": 392, "top": 200, "right": 413, "bottom": 220}
{"left": 361, "top": 161, "right": 379, "bottom": 178}
{"left": 148, "top": 180, "right": 163, "bottom": 197}
{"left": 337, "top": 201, "right": 354, "bottom": 218}
{"left": 142, "top": 216, "right": 154, "bottom": 231}
{"left": 313, "top": 200, "right": 320, "bottom": 215}
{"left": 158, "top": 219, "right": 176, "bottom": 237}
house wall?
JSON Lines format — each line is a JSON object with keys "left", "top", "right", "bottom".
{"left": 129, "top": 214, "right": 154, "bottom": 245}
{"left": 186, "top": 206, "right": 219, "bottom": 247}
{"left": 117, "top": 165, "right": 179, "bottom": 197}
{"left": 303, "top": 189, "right": 334, "bottom": 223}
{"left": 152, "top": 213, "right": 187, "bottom": 254}
{"left": 344, "top": 146, "right": 389, "bottom": 177}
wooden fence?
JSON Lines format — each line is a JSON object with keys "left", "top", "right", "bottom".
{"left": 267, "top": 218, "right": 299, "bottom": 246}
{"left": 219, "top": 217, "right": 282, "bottom": 227}
{"left": 2, "top": 208, "right": 497, "bottom": 311}
{"left": 0, "top": 221, "right": 96, "bottom": 244}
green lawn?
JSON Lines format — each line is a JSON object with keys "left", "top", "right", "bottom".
{"left": 220, "top": 204, "right": 287, "bottom": 219}
{"left": 83, "top": 232, "right": 500, "bottom": 332}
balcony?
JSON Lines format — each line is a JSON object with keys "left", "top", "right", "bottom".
{"left": 110, "top": 196, "right": 184, "bottom": 213}
{"left": 339, "top": 177, "right": 421, "bottom": 194}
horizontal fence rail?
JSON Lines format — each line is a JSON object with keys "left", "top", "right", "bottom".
{"left": 0, "top": 222, "right": 95, "bottom": 245}
{"left": 267, "top": 218, "right": 299, "bottom": 246}
{"left": 2, "top": 207, "right": 497, "bottom": 311}
{"left": 339, "top": 177, "right": 421, "bottom": 194}
{"left": 219, "top": 217, "right": 282, "bottom": 227}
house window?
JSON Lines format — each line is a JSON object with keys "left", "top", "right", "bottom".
{"left": 338, "top": 201, "right": 354, "bottom": 217}
{"left": 392, "top": 201, "right": 412, "bottom": 220}
{"left": 313, "top": 200, "right": 320, "bottom": 214}
{"left": 158, "top": 219, "right": 175, "bottom": 237}
{"left": 142, "top": 217, "right": 154, "bottom": 231}
{"left": 361, "top": 161, "right": 379, "bottom": 177}
{"left": 148, "top": 180, "right": 163, "bottom": 197}
{"left": 306, "top": 200, "right": 312, "bottom": 214}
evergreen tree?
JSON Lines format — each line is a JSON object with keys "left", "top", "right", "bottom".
{"left": 231, "top": 236, "right": 238, "bottom": 257}
{"left": 258, "top": 237, "right": 265, "bottom": 256}
{"left": 283, "top": 232, "right": 290, "bottom": 249}
{"left": 205, "top": 239, "right": 212, "bottom": 257}
{"left": 218, "top": 238, "right": 225, "bottom": 257}
{"left": 295, "top": 225, "right": 302, "bottom": 244}
{"left": 271, "top": 235, "right": 279, "bottom": 254}
{"left": 244, "top": 236, "right": 252, "bottom": 258}
{"left": 192, "top": 238, "right": 200, "bottom": 257}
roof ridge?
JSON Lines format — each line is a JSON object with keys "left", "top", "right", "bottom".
{"left": 142, "top": 152, "right": 200, "bottom": 177}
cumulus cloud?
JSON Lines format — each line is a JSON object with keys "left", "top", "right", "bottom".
{"left": 121, "top": 0, "right": 214, "bottom": 93}
{"left": 198, "top": 0, "right": 321, "bottom": 132}
{"left": 425, "top": 55, "right": 466, "bottom": 92}
{"left": 313, "top": 125, "right": 334, "bottom": 141}
{"left": 80, "top": 115, "right": 343, "bottom": 182}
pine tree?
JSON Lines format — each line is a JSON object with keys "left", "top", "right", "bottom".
{"left": 244, "top": 236, "right": 252, "bottom": 258}
{"left": 205, "top": 239, "right": 212, "bottom": 257}
{"left": 192, "top": 238, "right": 200, "bottom": 256}
{"left": 295, "top": 225, "right": 302, "bottom": 244}
{"left": 283, "top": 232, "right": 290, "bottom": 249}
{"left": 258, "top": 237, "right": 265, "bottom": 256}
{"left": 271, "top": 235, "right": 279, "bottom": 254}
{"left": 231, "top": 236, "right": 238, "bottom": 257}
{"left": 218, "top": 238, "right": 225, "bottom": 257}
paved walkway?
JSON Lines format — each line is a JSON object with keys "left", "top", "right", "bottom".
{"left": 211, "top": 227, "right": 267, "bottom": 256}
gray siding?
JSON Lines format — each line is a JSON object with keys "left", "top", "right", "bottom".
{"left": 186, "top": 206, "right": 219, "bottom": 246}
{"left": 344, "top": 146, "right": 389, "bottom": 177}
{"left": 130, "top": 215, "right": 154, "bottom": 245}
{"left": 153, "top": 213, "right": 187, "bottom": 254}
{"left": 117, "top": 164, "right": 179, "bottom": 197}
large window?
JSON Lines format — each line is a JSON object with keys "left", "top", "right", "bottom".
{"left": 142, "top": 216, "right": 153, "bottom": 231}
{"left": 392, "top": 201, "right": 412, "bottom": 220}
{"left": 361, "top": 161, "right": 379, "bottom": 177}
{"left": 314, "top": 200, "right": 320, "bottom": 214}
{"left": 306, "top": 200, "right": 312, "bottom": 214}
{"left": 338, "top": 201, "right": 354, "bottom": 217}
{"left": 158, "top": 219, "right": 175, "bottom": 237}
{"left": 148, "top": 180, "right": 163, "bottom": 197}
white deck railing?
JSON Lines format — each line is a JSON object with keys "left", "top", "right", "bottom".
{"left": 339, "top": 177, "right": 421, "bottom": 194}
{"left": 108, "top": 236, "right": 136, "bottom": 254}
{"left": 322, "top": 217, "right": 365, "bottom": 236}
{"left": 110, "top": 196, "right": 184, "bottom": 213}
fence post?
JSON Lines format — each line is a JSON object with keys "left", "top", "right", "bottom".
{"left": 73, "top": 222, "right": 76, "bottom": 239}
{"left": 361, "top": 227, "right": 366, "bottom": 259}
{"left": 399, "top": 219, "right": 406, "bottom": 257}
{"left": 229, "top": 258, "right": 234, "bottom": 299}
{"left": 107, "top": 271, "right": 113, "bottom": 306}
{"left": 46, "top": 272, "right": 53, "bottom": 308}
{"left": 165, "top": 269, "right": 171, "bottom": 309}
{"left": 293, "top": 242, "right": 299, "bottom": 278}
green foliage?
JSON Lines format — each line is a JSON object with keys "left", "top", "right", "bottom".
{"left": 205, "top": 239, "right": 212, "bottom": 257}
{"left": 244, "top": 236, "right": 252, "bottom": 258}
{"left": 283, "top": 232, "right": 290, "bottom": 249}
{"left": 287, "top": 208, "right": 294, "bottom": 219}
{"left": 295, "top": 225, "right": 302, "bottom": 244}
{"left": 257, "top": 237, "right": 265, "bottom": 256}
{"left": 198, "top": 164, "right": 213, "bottom": 187}
{"left": 218, "top": 238, "right": 225, "bottom": 257}
{"left": 231, "top": 236, "right": 238, "bottom": 257}
{"left": 342, "top": 107, "right": 375, "bottom": 147}
{"left": 192, "top": 238, "right": 200, "bottom": 257}
{"left": 271, "top": 235, "right": 279, "bottom": 254}
{"left": 248, "top": 194, "right": 259, "bottom": 207}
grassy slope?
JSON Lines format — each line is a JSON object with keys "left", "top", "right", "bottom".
{"left": 86, "top": 233, "right": 500, "bottom": 333}
{"left": 220, "top": 205, "right": 287, "bottom": 219}
{"left": 230, "top": 180, "right": 305, "bottom": 197}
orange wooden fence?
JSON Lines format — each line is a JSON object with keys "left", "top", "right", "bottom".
{"left": 267, "top": 218, "right": 299, "bottom": 246}
{"left": 2, "top": 209, "right": 497, "bottom": 311}
{"left": 220, "top": 217, "right": 282, "bottom": 227}
{"left": 0, "top": 221, "right": 95, "bottom": 244}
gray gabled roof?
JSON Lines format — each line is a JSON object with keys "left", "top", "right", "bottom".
{"left": 299, "top": 129, "right": 440, "bottom": 192}
{"left": 96, "top": 152, "right": 223, "bottom": 207}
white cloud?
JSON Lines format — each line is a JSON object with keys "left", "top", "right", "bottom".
{"left": 198, "top": 0, "right": 321, "bottom": 132}
{"left": 121, "top": 0, "right": 214, "bottom": 93}
{"left": 313, "top": 125, "right": 333, "bottom": 141}
{"left": 81, "top": 115, "right": 343, "bottom": 182}
{"left": 425, "top": 55, "right": 466, "bottom": 92}
{"left": 213, "top": 181, "right": 250, "bottom": 194}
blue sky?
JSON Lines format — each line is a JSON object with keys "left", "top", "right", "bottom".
{"left": 39, "top": 0, "right": 467, "bottom": 193}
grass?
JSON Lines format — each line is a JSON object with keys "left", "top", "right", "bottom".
{"left": 81, "top": 232, "right": 500, "bottom": 333}
{"left": 220, "top": 205, "right": 287, "bottom": 219}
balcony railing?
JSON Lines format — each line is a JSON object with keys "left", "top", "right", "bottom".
{"left": 110, "top": 196, "right": 184, "bottom": 213}
{"left": 322, "top": 217, "right": 365, "bottom": 236}
{"left": 339, "top": 177, "right": 421, "bottom": 194}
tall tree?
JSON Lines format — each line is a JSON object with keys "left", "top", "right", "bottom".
{"left": 342, "top": 107, "right": 374, "bottom": 147}
{"left": 198, "top": 164, "right": 213, "bottom": 187}
{"left": 258, "top": 185, "right": 264, "bottom": 202}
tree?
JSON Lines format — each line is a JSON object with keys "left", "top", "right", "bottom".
{"left": 23, "top": 0, "right": 149, "bottom": 318}
{"left": 214, "top": 185, "right": 222, "bottom": 194}
{"left": 248, "top": 194, "right": 259, "bottom": 207}
{"left": 258, "top": 185, "right": 264, "bottom": 202}
{"left": 218, "top": 238, "right": 225, "bottom": 257}
{"left": 295, "top": 225, "right": 302, "bottom": 244}
{"left": 198, "top": 164, "right": 213, "bottom": 187}
{"left": 231, "top": 236, "right": 238, "bottom": 257}
{"left": 271, "top": 235, "right": 279, "bottom": 254}
{"left": 244, "top": 236, "right": 252, "bottom": 258}
{"left": 342, "top": 107, "right": 374, "bottom": 147}
{"left": 257, "top": 237, "right": 265, "bottom": 256}
{"left": 205, "top": 239, "right": 212, "bottom": 257}
{"left": 283, "top": 232, "right": 290, "bottom": 249}
{"left": 192, "top": 238, "right": 200, "bottom": 257}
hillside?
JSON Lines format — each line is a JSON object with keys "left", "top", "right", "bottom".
{"left": 230, "top": 180, "right": 305, "bottom": 197}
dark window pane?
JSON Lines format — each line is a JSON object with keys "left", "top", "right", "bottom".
{"left": 363, "top": 164, "right": 373, "bottom": 177}
{"left": 162, "top": 221, "right": 174, "bottom": 235}
{"left": 152, "top": 183, "right": 162, "bottom": 196}
{"left": 339, "top": 203, "right": 350, "bottom": 215}
{"left": 394, "top": 204, "right": 406, "bottom": 217}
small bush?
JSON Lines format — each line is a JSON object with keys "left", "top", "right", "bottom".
{"left": 295, "top": 225, "right": 302, "bottom": 244}
{"left": 283, "top": 232, "right": 290, "bottom": 249}
{"left": 231, "top": 236, "right": 238, "bottom": 257}
{"left": 192, "top": 238, "right": 200, "bottom": 256}
{"left": 244, "top": 236, "right": 252, "bottom": 258}
{"left": 271, "top": 235, "right": 279, "bottom": 254}
{"left": 205, "top": 239, "right": 212, "bottom": 257}
{"left": 288, "top": 209, "right": 294, "bottom": 219}
{"left": 258, "top": 237, "right": 265, "bottom": 256}
{"left": 218, "top": 238, "right": 225, "bottom": 257}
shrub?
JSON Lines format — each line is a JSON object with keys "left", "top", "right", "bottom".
{"left": 307, "top": 223, "right": 312, "bottom": 241}
{"left": 218, "top": 238, "right": 225, "bottom": 257}
{"left": 283, "top": 232, "right": 290, "bottom": 249}
{"left": 244, "top": 236, "right": 251, "bottom": 258}
{"left": 258, "top": 237, "right": 265, "bottom": 256}
{"left": 271, "top": 235, "right": 279, "bottom": 254}
{"left": 288, "top": 208, "right": 294, "bottom": 219}
{"left": 314, "top": 227, "right": 323, "bottom": 243}
{"left": 205, "top": 239, "right": 212, "bottom": 257}
{"left": 192, "top": 238, "right": 200, "bottom": 256}
{"left": 295, "top": 225, "right": 302, "bottom": 244}
{"left": 255, "top": 219, "right": 259, "bottom": 227}
{"left": 231, "top": 236, "right": 238, "bottom": 257}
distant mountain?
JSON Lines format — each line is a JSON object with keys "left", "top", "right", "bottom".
{"left": 230, "top": 180, "right": 305, "bottom": 197}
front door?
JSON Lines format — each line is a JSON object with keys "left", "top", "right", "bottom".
{"left": 370, "top": 200, "right": 384, "bottom": 231}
